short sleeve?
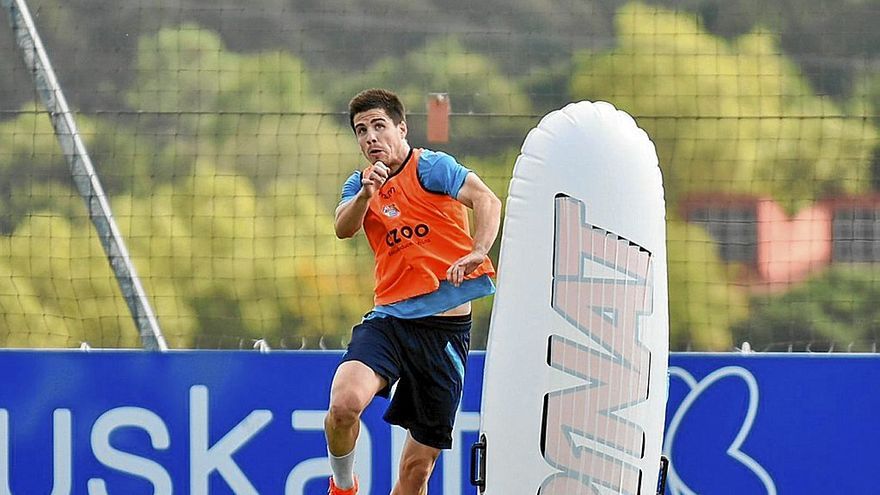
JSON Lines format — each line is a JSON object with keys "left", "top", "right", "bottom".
{"left": 417, "top": 150, "right": 471, "bottom": 197}
{"left": 339, "top": 170, "right": 362, "bottom": 205}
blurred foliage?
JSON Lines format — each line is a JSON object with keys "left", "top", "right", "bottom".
{"left": 127, "top": 25, "right": 322, "bottom": 115}
{"left": 0, "top": 103, "right": 187, "bottom": 233}
{"left": 733, "top": 266, "right": 880, "bottom": 351}
{"left": 643, "top": 0, "right": 880, "bottom": 97}
{"left": 2, "top": 25, "right": 372, "bottom": 348}
{"left": 666, "top": 217, "right": 748, "bottom": 350}
{"left": 0, "top": 213, "right": 141, "bottom": 348}
{"left": 114, "top": 166, "right": 371, "bottom": 348}
{"left": 320, "top": 36, "right": 536, "bottom": 156}
{"left": 126, "top": 25, "right": 362, "bottom": 201}
{"left": 570, "top": 3, "right": 878, "bottom": 213}
{"left": 0, "top": 1, "right": 878, "bottom": 350}
{"left": 0, "top": 168, "right": 371, "bottom": 348}
{"left": 4, "top": 0, "right": 876, "bottom": 113}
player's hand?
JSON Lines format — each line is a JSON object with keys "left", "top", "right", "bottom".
{"left": 361, "top": 161, "right": 390, "bottom": 197}
{"left": 446, "top": 251, "right": 486, "bottom": 287}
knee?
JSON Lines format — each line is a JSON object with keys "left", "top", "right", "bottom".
{"left": 399, "top": 454, "right": 436, "bottom": 487}
{"left": 326, "top": 392, "right": 364, "bottom": 430}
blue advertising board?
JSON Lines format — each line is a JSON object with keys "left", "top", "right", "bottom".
{"left": 0, "top": 351, "right": 482, "bottom": 495}
{"left": 0, "top": 351, "right": 878, "bottom": 494}
{"left": 665, "top": 354, "right": 880, "bottom": 495}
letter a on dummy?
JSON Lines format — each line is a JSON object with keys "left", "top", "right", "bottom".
{"left": 477, "top": 101, "right": 669, "bottom": 495}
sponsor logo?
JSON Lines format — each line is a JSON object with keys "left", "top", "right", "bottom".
{"left": 540, "top": 195, "right": 653, "bottom": 495}
{"left": 0, "top": 384, "right": 481, "bottom": 494}
{"left": 385, "top": 223, "right": 429, "bottom": 247}
{"left": 379, "top": 186, "right": 396, "bottom": 199}
{"left": 665, "top": 366, "right": 777, "bottom": 495}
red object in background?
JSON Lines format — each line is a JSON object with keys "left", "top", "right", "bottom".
{"left": 427, "top": 93, "right": 450, "bottom": 143}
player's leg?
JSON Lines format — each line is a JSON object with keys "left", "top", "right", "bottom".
{"left": 325, "top": 360, "right": 386, "bottom": 455}
{"left": 326, "top": 316, "right": 402, "bottom": 492}
{"left": 385, "top": 314, "right": 471, "bottom": 493}
{"left": 325, "top": 360, "right": 385, "bottom": 493}
{"left": 391, "top": 432, "right": 441, "bottom": 495}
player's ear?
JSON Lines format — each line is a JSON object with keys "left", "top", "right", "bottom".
{"left": 398, "top": 119, "right": 407, "bottom": 139}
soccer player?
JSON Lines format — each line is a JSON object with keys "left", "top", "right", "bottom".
{"left": 325, "top": 88, "right": 501, "bottom": 494}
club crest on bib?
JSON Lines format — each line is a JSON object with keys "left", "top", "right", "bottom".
{"left": 382, "top": 204, "right": 400, "bottom": 218}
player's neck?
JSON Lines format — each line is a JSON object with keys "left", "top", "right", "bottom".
{"left": 387, "top": 145, "right": 412, "bottom": 174}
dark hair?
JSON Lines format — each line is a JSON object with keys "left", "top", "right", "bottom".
{"left": 348, "top": 88, "right": 406, "bottom": 131}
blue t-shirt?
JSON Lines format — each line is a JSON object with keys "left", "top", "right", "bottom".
{"left": 339, "top": 149, "right": 496, "bottom": 319}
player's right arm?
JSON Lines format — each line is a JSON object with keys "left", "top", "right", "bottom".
{"left": 334, "top": 162, "right": 389, "bottom": 238}
{"left": 334, "top": 192, "right": 370, "bottom": 238}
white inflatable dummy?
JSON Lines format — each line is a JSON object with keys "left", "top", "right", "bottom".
{"left": 476, "top": 101, "right": 669, "bottom": 495}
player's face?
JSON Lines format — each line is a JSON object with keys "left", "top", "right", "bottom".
{"left": 353, "top": 108, "right": 409, "bottom": 167}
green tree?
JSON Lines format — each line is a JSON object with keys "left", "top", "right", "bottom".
{"left": 322, "top": 36, "right": 536, "bottom": 157}
{"left": 570, "top": 2, "right": 878, "bottom": 212}
{"left": 0, "top": 214, "right": 151, "bottom": 348}
{"left": 569, "top": 2, "right": 877, "bottom": 350}
{"left": 646, "top": 0, "right": 880, "bottom": 97}
{"left": 733, "top": 265, "right": 880, "bottom": 351}
{"left": 0, "top": 163, "right": 374, "bottom": 349}
{"left": 113, "top": 166, "right": 372, "bottom": 348}
{"left": 0, "top": 103, "right": 185, "bottom": 234}
{"left": 0, "top": 256, "right": 73, "bottom": 348}
{"left": 850, "top": 70, "right": 880, "bottom": 189}
{"left": 127, "top": 25, "right": 322, "bottom": 124}
{"left": 126, "top": 25, "right": 361, "bottom": 204}
{"left": 666, "top": 218, "right": 746, "bottom": 350}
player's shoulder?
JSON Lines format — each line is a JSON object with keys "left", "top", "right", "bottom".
{"left": 343, "top": 169, "right": 362, "bottom": 183}
{"left": 418, "top": 148, "right": 459, "bottom": 169}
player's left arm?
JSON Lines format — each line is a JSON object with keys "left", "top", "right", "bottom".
{"left": 447, "top": 172, "right": 502, "bottom": 287}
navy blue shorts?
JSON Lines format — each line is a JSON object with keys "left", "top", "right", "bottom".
{"left": 341, "top": 313, "right": 471, "bottom": 450}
